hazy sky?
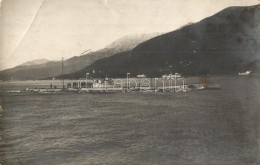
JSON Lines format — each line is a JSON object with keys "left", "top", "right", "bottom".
{"left": 0, "top": 0, "right": 259, "bottom": 70}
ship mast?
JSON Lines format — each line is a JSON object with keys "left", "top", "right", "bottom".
{"left": 62, "top": 57, "right": 64, "bottom": 91}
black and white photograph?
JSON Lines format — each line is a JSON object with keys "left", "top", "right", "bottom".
{"left": 0, "top": 0, "right": 260, "bottom": 164}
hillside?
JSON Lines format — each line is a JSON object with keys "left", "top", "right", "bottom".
{"left": 106, "top": 33, "right": 163, "bottom": 51}
{"left": 0, "top": 33, "right": 160, "bottom": 80}
{"left": 19, "top": 59, "right": 50, "bottom": 66}
{"left": 61, "top": 4, "right": 260, "bottom": 79}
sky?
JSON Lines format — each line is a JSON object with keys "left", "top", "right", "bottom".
{"left": 0, "top": 0, "right": 259, "bottom": 70}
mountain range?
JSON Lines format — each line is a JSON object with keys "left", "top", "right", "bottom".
{"left": 1, "top": 5, "right": 259, "bottom": 80}
{"left": 60, "top": 4, "right": 260, "bottom": 79}
{"left": 0, "top": 33, "right": 160, "bottom": 80}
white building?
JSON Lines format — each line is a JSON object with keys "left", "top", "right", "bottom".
{"left": 137, "top": 74, "right": 146, "bottom": 78}
{"left": 162, "top": 73, "right": 181, "bottom": 79}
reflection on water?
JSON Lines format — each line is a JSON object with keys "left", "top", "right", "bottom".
{"left": 0, "top": 76, "right": 259, "bottom": 165}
